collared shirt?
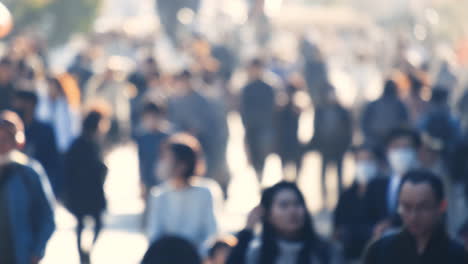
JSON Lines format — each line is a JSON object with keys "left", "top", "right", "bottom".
{"left": 387, "top": 174, "right": 402, "bottom": 215}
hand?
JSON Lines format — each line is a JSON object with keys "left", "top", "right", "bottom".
{"left": 31, "top": 256, "right": 41, "bottom": 264}
{"left": 246, "top": 205, "right": 263, "bottom": 231}
{"left": 373, "top": 219, "right": 392, "bottom": 240}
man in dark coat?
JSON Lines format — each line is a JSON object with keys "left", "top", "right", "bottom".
{"left": 12, "top": 90, "right": 61, "bottom": 194}
{"left": 364, "top": 170, "right": 467, "bottom": 264}
{"left": 309, "top": 88, "right": 352, "bottom": 204}
{"left": 361, "top": 80, "right": 409, "bottom": 147}
{"left": 240, "top": 59, "right": 275, "bottom": 182}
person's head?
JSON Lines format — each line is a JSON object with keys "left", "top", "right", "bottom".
{"left": 259, "top": 182, "right": 318, "bottom": 264}
{"left": 157, "top": 134, "right": 203, "bottom": 183}
{"left": 0, "top": 111, "right": 25, "bottom": 156}
{"left": 12, "top": 90, "right": 38, "bottom": 124}
{"left": 206, "top": 236, "right": 237, "bottom": 264}
{"left": 142, "top": 236, "right": 201, "bottom": 264}
{"left": 174, "top": 70, "right": 193, "bottom": 94}
{"left": 142, "top": 57, "right": 159, "bottom": 76}
{"left": 398, "top": 170, "right": 446, "bottom": 239}
{"left": 353, "top": 144, "right": 379, "bottom": 184}
{"left": 385, "top": 128, "right": 421, "bottom": 176}
{"left": 141, "top": 102, "right": 166, "bottom": 132}
{"left": 247, "top": 58, "right": 264, "bottom": 81}
{"left": 82, "top": 110, "right": 110, "bottom": 139}
{"left": 0, "top": 58, "right": 14, "bottom": 83}
{"left": 382, "top": 79, "right": 398, "bottom": 98}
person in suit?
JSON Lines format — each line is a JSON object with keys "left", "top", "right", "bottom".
{"left": 333, "top": 144, "right": 382, "bottom": 262}
{"left": 365, "top": 128, "right": 421, "bottom": 239}
{"left": 364, "top": 170, "right": 467, "bottom": 264}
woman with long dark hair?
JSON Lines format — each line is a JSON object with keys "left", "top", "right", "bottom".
{"left": 228, "top": 181, "right": 341, "bottom": 264}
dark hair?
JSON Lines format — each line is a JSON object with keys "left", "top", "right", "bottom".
{"left": 167, "top": 141, "right": 198, "bottom": 180}
{"left": 47, "top": 76, "right": 65, "bottom": 96}
{"left": 177, "top": 70, "right": 192, "bottom": 80}
{"left": 399, "top": 170, "right": 445, "bottom": 203}
{"left": 142, "top": 236, "right": 201, "bottom": 264}
{"left": 250, "top": 58, "right": 264, "bottom": 68}
{"left": 14, "top": 90, "right": 39, "bottom": 106}
{"left": 382, "top": 80, "right": 398, "bottom": 97}
{"left": 82, "top": 111, "right": 103, "bottom": 136}
{"left": 385, "top": 128, "right": 421, "bottom": 150}
{"left": 142, "top": 102, "right": 165, "bottom": 116}
{"left": 208, "top": 241, "right": 231, "bottom": 258}
{"left": 259, "top": 181, "right": 320, "bottom": 264}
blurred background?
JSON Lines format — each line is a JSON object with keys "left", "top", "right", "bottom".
{"left": 1, "top": 0, "right": 468, "bottom": 263}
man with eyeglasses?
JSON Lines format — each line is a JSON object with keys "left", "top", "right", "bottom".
{"left": 364, "top": 169, "right": 467, "bottom": 264}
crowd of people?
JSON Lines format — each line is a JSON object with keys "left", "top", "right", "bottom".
{"left": 0, "top": 16, "right": 468, "bottom": 264}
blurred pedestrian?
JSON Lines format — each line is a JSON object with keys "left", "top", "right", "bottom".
{"left": 0, "top": 110, "right": 56, "bottom": 264}
{"left": 85, "top": 59, "right": 133, "bottom": 144}
{"left": 365, "top": 128, "right": 421, "bottom": 239}
{"left": 227, "top": 181, "right": 341, "bottom": 264}
{"left": 37, "top": 75, "right": 81, "bottom": 154}
{"left": 168, "top": 70, "right": 230, "bottom": 195}
{"left": 240, "top": 59, "right": 275, "bottom": 183}
{"left": 12, "top": 90, "right": 61, "bottom": 194}
{"left": 146, "top": 135, "right": 217, "bottom": 249}
{"left": 309, "top": 89, "right": 352, "bottom": 206}
{"left": 142, "top": 236, "right": 202, "bottom": 264}
{"left": 136, "top": 102, "right": 170, "bottom": 197}
{"left": 333, "top": 144, "right": 381, "bottom": 262}
{"left": 63, "top": 110, "right": 110, "bottom": 263}
{"left": 0, "top": 58, "right": 15, "bottom": 111}
{"left": 361, "top": 80, "right": 409, "bottom": 146}
{"left": 364, "top": 170, "right": 467, "bottom": 264}
{"left": 403, "top": 73, "right": 429, "bottom": 125}
{"left": 275, "top": 82, "right": 303, "bottom": 181}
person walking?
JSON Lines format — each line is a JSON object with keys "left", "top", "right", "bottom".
{"left": 0, "top": 110, "right": 56, "bottom": 264}
{"left": 63, "top": 110, "right": 110, "bottom": 263}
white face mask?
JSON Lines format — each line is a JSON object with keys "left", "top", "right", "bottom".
{"left": 388, "top": 148, "right": 417, "bottom": 175}
{"left": 355, "top": 160, "right": 378, "bottom": 184}
{"left": 155, "top": 160, "right": 171, "bottom": 182}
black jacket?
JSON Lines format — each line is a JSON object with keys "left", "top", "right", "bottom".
{"left": 334, "top": 183, "right": 373, "bottom": 260}
{"left": 64, "top": 136, "right": 108, "bottom": 216}
{"left": 364, "top": 227, "right": 467, "bottom": 264}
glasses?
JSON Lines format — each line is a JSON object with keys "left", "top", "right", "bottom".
{"left": 398, "top": 203, "right": 438, "bottom": 215}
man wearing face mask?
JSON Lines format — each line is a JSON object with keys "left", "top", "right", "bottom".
{"left": 334, "top": 144, "right": 381, "bottom": 262}
{"left": 365, "top": 128, "right": 421, "bottom": 239}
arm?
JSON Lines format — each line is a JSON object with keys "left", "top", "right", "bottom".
{"left": 146, "top": 193, "right": 162, "bottom": 243}
{"left": 226, "top": 229, "right": 254, "bottom": 264}
{"left": 226, "top": 206, "right": 262, "bottom": 264}
{"left": 203, "top": 191, "right": 218, "bottom": 243}
{"left": 28, "top": 164, "right": 56, "bottom": 260}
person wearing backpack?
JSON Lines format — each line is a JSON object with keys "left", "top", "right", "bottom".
{"left": 0, "top": 110, "right": 56, "bottom": 264}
